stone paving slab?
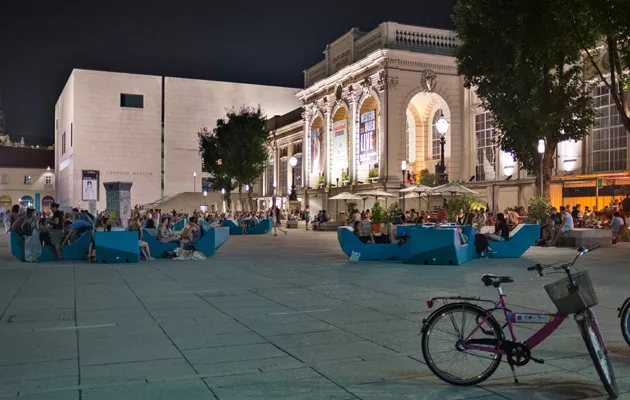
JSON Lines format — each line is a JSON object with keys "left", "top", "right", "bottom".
{"left": 2, "top": 228, "right": 630, "bottom": 399}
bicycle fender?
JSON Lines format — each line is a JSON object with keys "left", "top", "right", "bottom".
{"left": 421, "top": 302, "right": 493, "bottom": 334}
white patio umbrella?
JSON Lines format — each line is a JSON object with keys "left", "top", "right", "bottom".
{"left": 398, "top": 184, "right": 436, "bottom": 194}
{"left": 329, "top": 192, "right": 362, "bottom": 222}
{"left": 356, "top": 190, "right": 396, "bottom": 210}
{"left": 431, "top": 182, "right": 479, "bottom": 196}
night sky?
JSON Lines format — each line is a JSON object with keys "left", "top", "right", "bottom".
{"left": 1, "top": 0, "right": 455, "bottom": 145}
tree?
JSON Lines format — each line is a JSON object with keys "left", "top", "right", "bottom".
{"left": 198, "top": 106, "right": 269, "bottom": 211}
{"left": 418, "top": 169, "right": 437, "bottom": 187}
{"left": 454, "top": 0, "right": 596, "bottom": 197}
{"left": 567, "top": 0, "right": 630, "bottom": 132}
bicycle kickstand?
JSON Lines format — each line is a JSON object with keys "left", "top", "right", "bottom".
{"left": 508, "top": 361, "right": 518, "bottom": 384}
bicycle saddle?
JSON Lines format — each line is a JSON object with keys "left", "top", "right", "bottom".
{"left": 481, "top": 274, "right": 514, "bottom": 287}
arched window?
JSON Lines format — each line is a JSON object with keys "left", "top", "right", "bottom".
{"left": 19, "top": 195, "right": 34, "bottom": 209}
{"left": 431, "top": 109, "right": 444, "bottom": 160}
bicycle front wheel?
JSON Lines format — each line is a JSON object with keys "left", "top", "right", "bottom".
{"left": 577, "top": 311, "right": 618, "bottom": 398}
{"left": 421, "top": 302, "right": 503, "bottom": 386}
{"left": 619, "top": 300, "right": 630, "bottom": 347}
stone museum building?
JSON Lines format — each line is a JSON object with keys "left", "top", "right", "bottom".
{"left": 54, "top": 22, "right": 630, "bottom": 214}
{"left": 264, "top": 22, "right": 630, "bottom": 215}
{"left": 54, "top": 69, "right": 301, "bottom": 210}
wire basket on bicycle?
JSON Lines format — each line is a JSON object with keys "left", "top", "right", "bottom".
{"left": 544, "top": 270, "right": 598, "bottom": 315}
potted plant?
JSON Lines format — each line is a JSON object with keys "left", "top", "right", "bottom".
{"left": 368, "top": 168, "right": 379, "bottom": 183}
{"left": 317, "top": 175, "right": 325, "bottom": 188}
{"left": 341, "top": 171, "right": 350, "bottom": 186}
{"left": 371, "top": 201, "right": 385, "bottom": 233}
{"left": 528, "top": 197, "right": 552, "bottom": 224}
{"left": 386, "top": 202, "right": 402, "bottom": 223}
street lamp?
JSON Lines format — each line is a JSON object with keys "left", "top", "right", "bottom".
{"left": 193, "top": 172, "right": 197, "bottom": 192}
{"left": 435, "top": 111, "right": 450, "bottom": 185}
{"left": 401, "top": 160, "right": 407, "bottom": 213}
{"left": 538, "top": 139, "right": 545, "bottom": 196}
{"left": 203, "top": 190, "right": 207, "bottom": 211}
{"left": 289, "top": 156, "right": 298, "bottom": 201}
{"left": 245, "top": 184, "right": 250, "bottom": 192}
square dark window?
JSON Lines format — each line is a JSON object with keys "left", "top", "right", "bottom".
{"left": 120, "top": 94, "right": 144, "bottom": 108}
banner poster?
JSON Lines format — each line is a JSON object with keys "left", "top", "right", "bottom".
{"left": 82, "top": 170, "right": 99, "bottom": 201}
{"left": 332, "top": 120, "right": 348, "bottom": 169}
{"left": 35, "top": 193, "right": 41, "bottom": 212}
{"left": 311, "top": 128, "right": 323, "bottom": 173}
{"left": 359, "top": 110, "right": 377, "bottom": 164}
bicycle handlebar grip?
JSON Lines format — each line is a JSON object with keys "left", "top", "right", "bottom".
{"left": 526, "top": 265, "right": 538, "bottom": 271}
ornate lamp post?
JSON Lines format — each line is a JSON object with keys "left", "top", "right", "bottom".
{"left": 401, "top": 160, "right": 407, "bottom": 213}
{"left": 435, "top": 112, "right": 450, "bottom": 185}
{"left": 538, "top": 139, "right": 545, "bottom": 196}
{"left": 289, "top": 156, "right": 298, "bottom": 201}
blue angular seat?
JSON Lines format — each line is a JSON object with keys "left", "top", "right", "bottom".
{"left": 408, "top": 226, "right": 474, "bottom": 265}
{"left": 199, "top": 220, "right": 211, "bottom": 231}
{"left": 142, "top": 229, "right": 178, "bottom": 258}
{"left": 486, "top": 224, "right": 540, "bottom": 258}
{"left": 221, "top": 219, "right": 272, "bottom": 235}
{"left": 337, "top": 226, "right": 411, "bottom": 261}
{"left": 61, "top": 230, "right": 92, "bottom": 261}
{"left": 193, "top": 227, "right": 230, "bottom": 256}
{"left": 94, "top": 231, "right": 140, "bottom": 264}
{"left": 9, "top": 231, "right": 25, "bottom": 261}
{"left": 171, "top": 218, "right": 187, "bottom": 232}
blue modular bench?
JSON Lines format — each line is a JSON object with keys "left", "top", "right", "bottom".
{"left": 396, "top": 223, "right": 457, "bottom": 237}
{"left": 193, "top": 227, "right": 230, "bottom": 256}
{"left": 9, "top": 231, "right": 26, "bottom": 261}
{"left": 408, "top": 226, "right": 475, "bottom": 265}
{"left": 142, "top": 229, "right": 178, "bottom": 258}
{"left": 94, "top": 231, "right": 140, "bottom": 264}
{"left": 485, "top": 224, "right": 540, "bottom": 258}
{"left": 10, "top": 230, "right": 92, "bottom": 262}
{"left": 62, "top": 230, "right": 92, "bottom": 261}
{"left": 199, "top": 220, "right": 211, "bottom": 232}
{"left": 221, "top": 219, "right": 272, "bottom": 235}
{"left": 171, "top": 218, "right": 188, "bottom": 232}
{"left": 337, "top": 226, "right": 411, "bottom": 261}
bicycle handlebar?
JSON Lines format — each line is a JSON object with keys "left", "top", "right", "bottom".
{"left": 526, "top": 243, "right": 600, "bottom": 276}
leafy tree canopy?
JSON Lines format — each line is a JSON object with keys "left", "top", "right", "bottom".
{"left": 198, "top": 106, "right": 269, "bottom": 195}
{"left": 454, "top": 0, "right": 596, "bottom": 196}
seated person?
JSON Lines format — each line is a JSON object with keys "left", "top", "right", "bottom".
{"left": 127, "top": 218, "right": 154, "bottom": 260}
{"left": 486, "top": 213, "right": 510, "bottom": 242}
{"left": 39, "top": 218, "right": 52, "bottom": 246}
{"left": 611, "top": 212, "right": 625, "bottom": 243}
{"left": 238, "top": 215, "right": 248, "bottom": 234}
{"left": 353, "top": 220, "right": 374, "bottom": 244}
{"left": 375, "top": 221, "right": 396, "bottom": 244}
{"left": 249, "top": 213, "right": 260, "bottom": 227}
{"left": 549, "top": 206, "right": 574, "bottom": 246}
{"left": 157, "top": 217, "right": 178, "bottom": 243}
{"left": 88, "top": 218, "right": 106, "bottom": 263}
{"left": 179, "top": 217, "right": 201, "bottom": 249}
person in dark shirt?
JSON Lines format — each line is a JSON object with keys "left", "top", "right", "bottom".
{"left": 487, "top": 213, "right": 510, "bottom": 241}
{"left": 622, "top": 194, "right": 630, "bottom": 214}
{"left": 50, "top": 203, "right": 64, "bottom": 259}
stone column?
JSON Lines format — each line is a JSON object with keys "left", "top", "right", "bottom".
{"left": 324, "top": 105, "right": 332, "bottom": 186}
{"left": 301, "top": 108, "right": 312, "bottom": 189}
{"left": 349, "top": 96, "right": 358, "bottom": 185}
{"left": 104, "top": 181, "right": 133, "bottom": 228}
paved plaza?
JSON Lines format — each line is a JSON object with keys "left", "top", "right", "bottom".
{"left": 1, "top": 228, "right": 630, "bottom": 399}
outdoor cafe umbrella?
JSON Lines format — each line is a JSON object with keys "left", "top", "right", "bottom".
{"left": 399, "top": 184, "right": 436, "bottom": 212}
{"left": 431, "top": 182, "right": 479, "bottom": 196}
{"left": 328, "top": 192, "right": 362, "bottom": 221}
{"left": 355, "top": 190, "right": 396, "bottom": 210}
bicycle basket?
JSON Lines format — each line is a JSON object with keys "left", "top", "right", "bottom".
{"left": 543, "top": 270, "right": 598, "bottom": 314}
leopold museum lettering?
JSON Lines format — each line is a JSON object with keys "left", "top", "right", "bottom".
{"left": 106, "top": 170, "right": 154, "bottom": 176}
{"left": 359, "top": 110, "right": 376, "bottom": 164}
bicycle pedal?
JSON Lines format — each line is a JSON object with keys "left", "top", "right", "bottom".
{"left": 531, "top": 357, "right": 545, "bottom": 364}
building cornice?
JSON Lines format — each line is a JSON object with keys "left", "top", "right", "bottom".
{"left": 296, "top": 49, "right": 457, "bottom": 101}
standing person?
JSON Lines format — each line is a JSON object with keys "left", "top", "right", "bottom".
{"left": 23, "top": 208, "right": 42, "bottom": 262}
{"left": 49, "top": 203, "right": 64, "bottom": 260}
{"left": 304, "top": 206, "right": 311, "bottom": 230}
{"left": 273, "top": 206, "right": 288, "bottom": 236}
{"left": 622, "top": 194, "right": 630, "bottom": 214}
{"left": 9, "top": 204, "right": 20, "bottom": 227}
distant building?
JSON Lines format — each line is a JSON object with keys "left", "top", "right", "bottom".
{"left": 0, "top": 147, "right": 56, "bottom": 212}
{"left": 55, "top": 69, "right": 301, "bottom": 210}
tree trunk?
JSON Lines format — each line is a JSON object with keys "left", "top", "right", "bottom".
{"left": 226, "top": 192, "right": 232, "bottom": 211}
{"left": 247, "top": 185, "right": 254, "bottom": 211}
{"left": 538, "top": 141, "right": 557, "bottom": 199}
{"left": 238, "top": 185, "right": 243, "bottom": 212}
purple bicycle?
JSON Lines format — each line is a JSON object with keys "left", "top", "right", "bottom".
{"left": 421, "top": 244, "right": 618, "bottom": 398}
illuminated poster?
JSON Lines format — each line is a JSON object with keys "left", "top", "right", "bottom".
{"left": 311, "top": 128, "right": 323, "bottom": 173}
{"left": 82, "top": 170, "right": 99, "bottom": 201}
{"left": 359, "top": 110, "right": 377, "bottom": 164}
{"left": 332, "top": 120, "right": 347, "bottom": 168}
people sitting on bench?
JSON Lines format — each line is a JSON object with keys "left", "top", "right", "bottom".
{"left": 179, "top": 217, "right": 201, "bottom": 249}
{"left": 128, "top": 217, "right": 154, "bottom": 260}
{"left": 158, "top": 217, "right": 178, "bottom": 243}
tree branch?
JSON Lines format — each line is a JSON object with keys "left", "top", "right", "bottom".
{"left": 606, "top": 35, "right": 630, "bottom": 132}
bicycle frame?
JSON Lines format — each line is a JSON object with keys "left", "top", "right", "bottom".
{"left": 463, "top": 293, "right": 567, "bottom": 354}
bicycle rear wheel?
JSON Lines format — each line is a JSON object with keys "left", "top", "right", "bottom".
{"left": 421, "top": 302, "right": 503, "bottom": 386}
{"left": 577, "top": 311, "right": 618, "bottom": 398}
